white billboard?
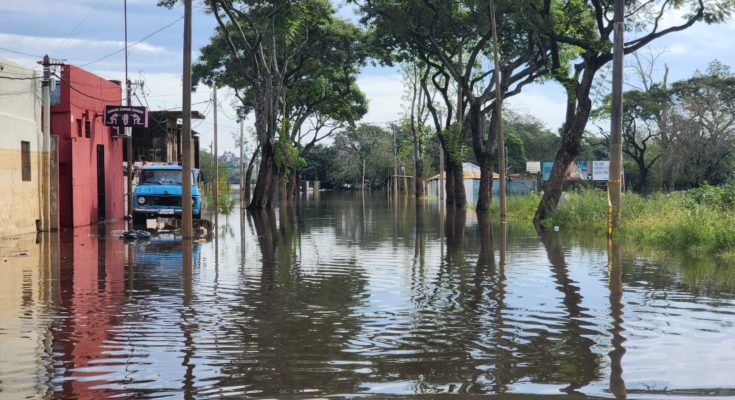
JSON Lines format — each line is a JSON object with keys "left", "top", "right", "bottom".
{"left": 592, "top": 161, "right": 609, "bottom": 181}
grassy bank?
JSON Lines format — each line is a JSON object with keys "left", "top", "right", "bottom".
{"left": 492, "top": 185, "right": 735, "bottom": 256}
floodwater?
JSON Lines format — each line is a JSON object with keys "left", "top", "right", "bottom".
{"left": 2, "top": 192, "right": 735, "bottom": 399}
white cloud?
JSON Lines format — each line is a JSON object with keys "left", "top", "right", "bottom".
{"left": 357, "top": 72, "right": 404, "bottom": 125}
{"left": 0, "top": 33, "right": 166, "bottom": 56}
{"left": 506, "top": 84, "right": 567, "bottom": 131}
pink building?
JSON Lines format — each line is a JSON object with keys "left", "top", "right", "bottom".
{"left": 51, "top": 65, "right": 124, "bottom": 227}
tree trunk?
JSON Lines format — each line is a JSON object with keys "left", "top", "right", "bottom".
{"left": 279, "top": 173, "right": 287, "bottom": 204}
{"left": 443, "top": 145, "right": 456, "bottom": 207}
{"left": 244, "top": 145, "right": 259, "bottom": 203}
{"left": 292, "top": 172, "right": 301, "bottom": 199}
{"left": 248, "top": 141, "right": 277, "bottom": 209}
{"left": 534, "top": 62, "right": 596, "bottom": 223}
{"left": 450, "top": 157, "right": 466, "bottom": 209}
{"left": 633, "top": 167, "right": 647, "bottom": 194}
{"left": 476, "top": 155, "right": 493, "bottom": 211}
{"left": 414, "top": 158, "right": 424, "bottom": 199}
{"left": 470, "top": 102, "right": 493, "bottom": 212}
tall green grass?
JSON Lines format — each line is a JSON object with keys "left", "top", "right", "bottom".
{"left": 498, "top": 186, "right": 735, "bottom": 256}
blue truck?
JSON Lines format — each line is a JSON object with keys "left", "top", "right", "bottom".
{"left": 132, "top": 165, "right": 202, "bottom": 225}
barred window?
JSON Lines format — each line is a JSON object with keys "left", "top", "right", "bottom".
{"left": 85, "top": 120, "right": 91, "bottom": 138}
{"left": 21, "top": 141, "right": 31, "bottom": 181}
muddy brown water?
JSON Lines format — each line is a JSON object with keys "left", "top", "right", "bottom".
{"left": 1, "top": 192, "right": 735, "bottom": 399}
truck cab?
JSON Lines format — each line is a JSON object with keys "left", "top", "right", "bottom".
{"left": 132, "top": 165, "right": 202, "bottom": 225}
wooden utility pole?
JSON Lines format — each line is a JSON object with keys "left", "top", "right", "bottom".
{"left": 124, "top": 0, "right": 134, "bottom": 229}
{"left": 456, "top": 45, "right": 463, "bottom": 207}
{"left": 239, "top": 118, "right": 244, "bottom": 208}
{"left": 393, "top": 130, "right": 398, "bottom": 199}
{"left": 609, "top": 0, "right": 624, "bottom": 233}
{"left": 490, "top": 0, "right": 506, "bottom": 222}
{"left": 40, "top": 56, "right": 51, "bottom": 232}
{"left": 38, "top": 56, "right": 63, "bottom": 231}
{"left": 181, "top": 0, "right": 193, "bottom": 238}
{"left": 213, "top": 82, "right": 219, "bottom": 234}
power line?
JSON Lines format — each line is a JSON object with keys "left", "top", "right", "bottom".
{"left": 0, "top": 46, "right": 43, "bottom": 59}
{"left": 80, "top": 16, "right": 184, "bottom": 67}
{"left": 0, "top": 74, "right": 41, "bottom": 80}
{"left": 56, "top": 0, "right": 105, "bottom": 52}
{"left": 52, "top": 72, "right": 120, "bottom": 103}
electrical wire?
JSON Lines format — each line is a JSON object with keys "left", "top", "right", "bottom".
{"left": 80, "top": 16, "right": 184, "bottom": 68}
{"left": 0, "top": 46, "right": 43, "bottom": 59}
{"left": 0, "top": 74, "right": 41, "bottom": 80}
{"left": 52, "top": 72, "right": 120, "bottom": 103}
{"left": 55, "top": 0, "right": 105, "bottom": 52}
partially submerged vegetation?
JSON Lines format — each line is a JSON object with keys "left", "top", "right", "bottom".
{"left": 496, "top": 185, "right": 735, "bottom": 256}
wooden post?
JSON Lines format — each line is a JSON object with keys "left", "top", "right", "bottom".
{"left": 213, "top": 82, "right": 219, "bottom": 235}
{"left": 181, "top": 0, "right": 193, "bottom": 238}
{"left": 609, "top": 0, "right": 625, "bottom": 232}
{"left": 239, "top": 118, "right": 244, "bottom": 208}
{"left": 490, "top": 0, "right": 506, "bottom": 222}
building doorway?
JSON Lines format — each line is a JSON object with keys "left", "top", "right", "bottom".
{"left": 97, "top": 144, "right": 106, "bottom": 221}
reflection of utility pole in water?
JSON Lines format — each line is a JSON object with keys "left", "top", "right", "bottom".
{"left": 180, "top": 239, "right": 195, "bottom": 399}
{"left": 608, "top": 238, "right": 627, "bottom": 399}
{"left": 240, "top": 200, "right": 247, "bottom": 273}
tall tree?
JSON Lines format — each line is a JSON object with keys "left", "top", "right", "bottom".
{"left": 667, "top": 61, "right": 735, "bottom": 187}
{"left": 172, "top": 0, "right": 367, "bottom": 209}
{"left": 401, "top": 62, "right": 433, "bottom": 199}
{"left": 533, "top": 0, "right": 733, "bottom": 222}
{"left": 354, "top": 0, "right": 550, "bottom": 210}
{"left": 331, "top": 124, "right": 395, "bottom": 189}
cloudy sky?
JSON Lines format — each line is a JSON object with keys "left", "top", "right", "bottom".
{"left": 1, "top": 0, "right": 734, "bottom": 153}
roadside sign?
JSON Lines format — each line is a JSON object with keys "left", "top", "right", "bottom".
{"left": 592, "top": 161, "right": 610, "bottom": 181}
{"left": 104, "top": 106, "right": 148, "bottom": 128}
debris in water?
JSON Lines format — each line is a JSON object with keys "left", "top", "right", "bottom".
{"left": 120, "top": 230, "right": 152, "bottom": 241}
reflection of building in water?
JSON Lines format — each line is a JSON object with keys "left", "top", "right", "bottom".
{"left": 53, "top": 224, "right": 126, "bottom": 398}
{"left": 0, "top": 233, "right": 57, "bottom": 398}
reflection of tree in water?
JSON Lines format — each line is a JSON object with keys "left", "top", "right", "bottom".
{"left": 213, "top": 207, "right": 370, "bottom": 397}
{"left": 304, "top": 192, "right": 419, "bottom": 248}
{"left": 530, "top": 227, "right": 601, "bottom": 392}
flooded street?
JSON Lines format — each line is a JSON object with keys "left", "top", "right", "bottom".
{"left": 2, "top": 192, "right": 735, "bottom": 399}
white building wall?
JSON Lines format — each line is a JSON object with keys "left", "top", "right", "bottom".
{"left": 0, "top": 59, "right": 43, "bottom": 236}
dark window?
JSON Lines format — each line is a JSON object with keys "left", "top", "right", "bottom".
{"left": 85, "top": 120, "right": 91, "bottom": 138}
{"left": 77, "top": 119, "right": 83, "bottom": 137}
{"left": 21, "top": 141, "right": 31, "bottom": 181}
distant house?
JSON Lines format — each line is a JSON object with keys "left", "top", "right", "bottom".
{"left": 130, "top": 110, "right": 203, "bottom": 168}
{"left": 426, "top": 162, "right": 535, "bottom": 203}
{"left": 0, "top": 59, "right": 43, "bottom": 236}
{"left": 51, "top": 64, "right": 124, "bottom": 227}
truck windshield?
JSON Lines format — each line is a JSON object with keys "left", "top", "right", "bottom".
{"left": 141, "top": 170, "right": 182, "bottom": 185}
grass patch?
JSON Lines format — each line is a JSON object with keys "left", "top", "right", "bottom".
{"left": 500, "top": 186, "right": 735, "bottom": 256}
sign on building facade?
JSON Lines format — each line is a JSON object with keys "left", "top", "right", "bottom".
{"left": 104, "top": 106, "right": 148, "bottom": 128}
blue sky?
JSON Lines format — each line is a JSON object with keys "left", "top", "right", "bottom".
{"left": 1, "top": 0, "right": 734, "bottom": 152}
